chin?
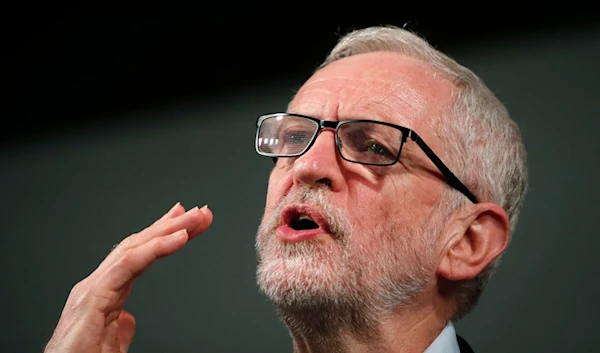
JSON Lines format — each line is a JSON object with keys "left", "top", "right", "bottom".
{"left": 256, "top": 239, "right": 350, "bottom": 306}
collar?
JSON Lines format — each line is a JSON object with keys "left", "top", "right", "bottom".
{"left": 423, "top": 322, "right": 460, "bottom": 353}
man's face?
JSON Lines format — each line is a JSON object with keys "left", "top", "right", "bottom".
{"left": 256, "top": 52, "right": 456, "bottom": 311}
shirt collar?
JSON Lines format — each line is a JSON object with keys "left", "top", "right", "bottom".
{"left": 423, "top": 322, "right": 460, "bottom": 353}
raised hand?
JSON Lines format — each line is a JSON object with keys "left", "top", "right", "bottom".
{"left": 44, "top": 202, "right": 213, "bottom": 353}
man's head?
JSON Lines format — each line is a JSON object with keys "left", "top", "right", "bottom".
{"left": 255, "top": 26, "right": 527, "bottom": 335}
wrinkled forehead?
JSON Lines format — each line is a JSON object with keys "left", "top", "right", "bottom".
{"left": 289, "top": 52, "right": 455, "bottom": 130}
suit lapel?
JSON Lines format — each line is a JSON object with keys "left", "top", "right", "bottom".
{"left": 456, "top": 335, "right": 475, "bottom": 353}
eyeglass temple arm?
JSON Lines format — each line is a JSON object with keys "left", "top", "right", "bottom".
{"left": 408, "top": 131, "right": 478, "bottom": 203}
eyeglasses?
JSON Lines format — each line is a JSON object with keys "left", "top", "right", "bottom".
{"left": 255, "top": 113, "right": 478, "bottom": 203}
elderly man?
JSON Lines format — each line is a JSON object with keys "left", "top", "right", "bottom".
{"left": 44, "top": 26, "right": 528, "bottom": 353}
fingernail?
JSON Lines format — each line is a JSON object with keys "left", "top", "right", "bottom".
{"left": 169, "top": 228, "right": 189, "bottom": 241}
{"left": 169, "top": 202, "right": 181, "bottom": 212}
{"left": 162, "top": 202, "right": 180, "bottom": 217}
{"left": 185, "top": 206, "right": 199, "bottom": 214}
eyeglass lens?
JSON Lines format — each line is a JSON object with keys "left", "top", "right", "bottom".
{"left": 257, "top": 115, "right": 404, "bottom": 165}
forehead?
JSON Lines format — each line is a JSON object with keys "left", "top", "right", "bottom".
{"left": 289, "top": 52, "right": 454, "bottom": 130}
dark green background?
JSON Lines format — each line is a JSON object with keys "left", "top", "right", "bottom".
{"left": 2, "top": 26, "right": 599, "bottom": 352}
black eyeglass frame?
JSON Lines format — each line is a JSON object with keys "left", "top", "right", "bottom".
{"left": 255, "top": 113, "right": 478, "bottom": 203}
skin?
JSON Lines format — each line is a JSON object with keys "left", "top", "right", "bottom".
{"left": 44, "top": 203, "right": 213, "bottom": 353}
{"left": 257, "top": 52, "right": 510, "bottom": 352}
{"left": 44, "top": 51, "right": 509, "bottom": 353}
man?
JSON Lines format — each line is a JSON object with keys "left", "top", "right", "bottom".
{"left": 44, "top": 26, "right": 528, "bottom": 353}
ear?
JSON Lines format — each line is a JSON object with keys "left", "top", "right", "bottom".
{"left": 437, "top": 203, "right": 510, "bottom": 281}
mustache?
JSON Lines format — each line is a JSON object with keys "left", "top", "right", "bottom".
{"left": 262, "top": 186, "right": 352, "bottom": 241}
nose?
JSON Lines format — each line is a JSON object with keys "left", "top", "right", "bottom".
{"left": 292, "top": 129, "right": 345, "bottom": 191}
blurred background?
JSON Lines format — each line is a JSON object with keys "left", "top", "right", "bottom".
{"left": 2, "top": 4, "right": 599, "bottom": 353}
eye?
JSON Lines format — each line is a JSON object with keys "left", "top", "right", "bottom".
{"left": 283, "top": 131, "right": 312, "bottom": 145}
{"left": 365, "top": 139, "right": 393, "bottom": 156}
{"left": 337, "top": 121, "right": 401, "bottom": 164}
{"left": 348, "top": 133, "right": 394, "bottom": 156}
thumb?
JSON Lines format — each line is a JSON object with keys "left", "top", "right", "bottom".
{"left": 118, "top": 310, "right": 136, "bottom": 352}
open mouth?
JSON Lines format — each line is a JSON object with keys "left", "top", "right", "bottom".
{"left": 277, "top": 205, "right": 330, "bottom": 242}
{"left": 289, "top": 214, "right": 320, "bottom": 231}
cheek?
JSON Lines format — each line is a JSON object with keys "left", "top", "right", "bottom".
{"left": 264, "top": 170, "right": 291, "bottom": 213}
{"left": 347, "top": 175, "right": 408, "bottom": 217}
{"left": 346, "top": 180, "right": 405, "bottom": 232}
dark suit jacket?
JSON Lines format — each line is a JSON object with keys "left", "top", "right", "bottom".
{"left": 457, "top": 335, "right": 474, "bottom": 353}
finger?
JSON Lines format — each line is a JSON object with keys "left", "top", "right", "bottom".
{"left": 101, "top": 203, "right": 184, "bottom": 261}
{"left": 101, "top": 319, "right": 120, "bottom": 353}
{"left": 94, "top": 206, "right": 212, "bottom": 285}
{"left": 116, "top": 205, "right": 211, "bottom": 252}
{"left": 118, "top": 310, "right": 136, "bottom": 353}
{"left": 188, "top": 205, "right": 213, "bottom": 239}
{"left": 152, "top": 202, "right": 185, "bottom": 225}
{"left": 104, "top": 228, "right": 190, "bottom": 290}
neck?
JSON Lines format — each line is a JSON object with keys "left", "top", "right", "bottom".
{"left": 278, "top": 298, "right": 448, "bottom": 353}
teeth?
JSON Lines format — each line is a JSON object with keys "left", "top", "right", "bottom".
{"left": 298, "top": 214, "right": 314, "bottom": 222}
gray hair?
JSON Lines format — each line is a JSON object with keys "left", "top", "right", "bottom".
{"left": 319, "top": 25, "right": 528, "bottom": 321}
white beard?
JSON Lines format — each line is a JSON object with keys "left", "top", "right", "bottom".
{"left": 255, "top": 186, "right": 440, "bottom": 316}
